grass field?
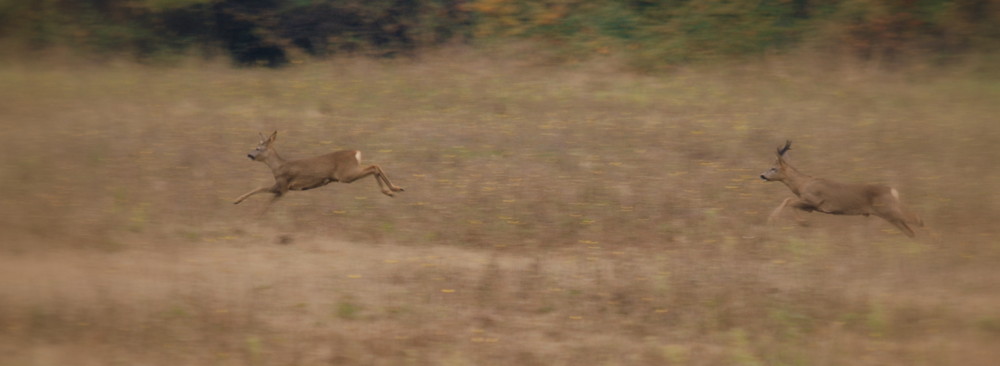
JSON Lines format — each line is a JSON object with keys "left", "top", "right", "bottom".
{"left": 1, "top": 50, "right": 999, "bottom": 365}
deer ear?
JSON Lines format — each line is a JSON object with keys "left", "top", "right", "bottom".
{"left": 267, "top": 131, "right": 278, "bottom": 143}
{"left": 776, "top": 140, "right": 792, "bottom": 157}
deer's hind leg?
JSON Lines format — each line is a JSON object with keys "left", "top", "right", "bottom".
{"left": 371, "top": 165, "right": 404, "bottom": 193}
{"left": 874, "top": 206, "right": 917, "bottom": 238}
{"left": 899, "top": 204, "right": 924, "bottom": 228}
{"left": 878, "top": 214, "right": 916, "bottom": 238}
{"left": 873, "top": 194, "right": 919, "bottom": 238}
{"left": 338, "top": 165, "right": 399, "bottom": 197}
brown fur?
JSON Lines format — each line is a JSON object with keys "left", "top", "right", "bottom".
{"left": 233, "top": 131, "right": 404, "bottom": 211}
{"left": 761, "top": 141, "right": 923, "bottom": 237}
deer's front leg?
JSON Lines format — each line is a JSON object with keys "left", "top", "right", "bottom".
{"left": 768, "top": 197, "right": 810, "bottom": 226}
{"left": 234, "top": 185, "right": 274, "bottom": 204}
{"left": 768, "top": 197, "right": 792, "bottom": 224}
{"left": 258, "top": 189, "right": 287, "bottom": 215}
{"left": 254, "top": 180, "right": 290, "bottom": 215}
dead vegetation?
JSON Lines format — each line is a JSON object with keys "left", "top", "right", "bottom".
{"left": 1, "top": 51, "right": 999, "bottom": 365}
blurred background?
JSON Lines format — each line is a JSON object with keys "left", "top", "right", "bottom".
{"left": 1, "top": 0, "right": 998, "bottom": 69}
{"left": 1, "top": 1, "right": 999, "bottom": 365}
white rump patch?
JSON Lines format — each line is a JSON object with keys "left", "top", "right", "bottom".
{"left": 355, "top": 151, "right": 362, "bottom": 164}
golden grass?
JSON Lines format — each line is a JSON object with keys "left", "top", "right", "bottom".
{"left": 1, "top": 50, "right": 999, "bottom": 365}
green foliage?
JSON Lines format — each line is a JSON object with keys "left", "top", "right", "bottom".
{"left": 470, "top": 0, "right": 810, "bottom": 68}
{"left": 335, "top": 301, "right": 363, "bottom": 320}
{"left": 137, "top": 0, "right": 215, "bottom": 12}
{"left": 0, "top": 0, "right": 998, "bottom": 67}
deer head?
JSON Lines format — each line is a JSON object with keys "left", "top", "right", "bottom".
{"left": 248, "top": 131, "right": 277, "bottom": 161}
{"left": 760, "top": 140, "right": 792, "bottom": 182}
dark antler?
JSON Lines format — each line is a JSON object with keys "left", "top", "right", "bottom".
{"left": 777, "top": 140, "right": 792, "bottom": 156}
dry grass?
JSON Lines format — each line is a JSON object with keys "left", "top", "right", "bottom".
{"left": 1, "top": 50, "right": 999, "bottom": 365}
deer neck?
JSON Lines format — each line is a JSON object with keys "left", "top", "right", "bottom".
{"left": 779, "top": 165, "right": 814, "bottom": 196}
{"left": 260, "top": 151, "right": 287, "bottom": 174}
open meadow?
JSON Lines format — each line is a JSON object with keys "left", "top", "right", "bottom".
{"left": 1, "top": 51, "right": 999, "bottom": 365}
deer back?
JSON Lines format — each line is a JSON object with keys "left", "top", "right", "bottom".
{"left": 797, "top": 179, "right": 895, "bottom": 215}
{"left": 278, "top": 150, "right": 361, "bottom": 188}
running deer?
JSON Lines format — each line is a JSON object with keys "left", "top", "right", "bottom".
{"left": 233, "top": 131, "right": 404, "bottom": 210}
{"left": 760, "top": 140, "right": 923, "bottom": 237}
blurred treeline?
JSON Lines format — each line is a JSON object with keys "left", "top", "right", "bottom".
{"left": 1, "top": 0, "right": 998, "bottom": 69}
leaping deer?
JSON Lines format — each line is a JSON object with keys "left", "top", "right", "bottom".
{"left": 760, "top": 140, "right": 923, "bottom": 237}
{"left": 233, "top": 131, "right": 404, "bottom": 210}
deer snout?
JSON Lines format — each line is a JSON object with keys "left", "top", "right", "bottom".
{"left": 247, "top": 154, "right": 255, "bottom": 160}
{"left": 760, "top": 168, "right": 778, "bottom": 181}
